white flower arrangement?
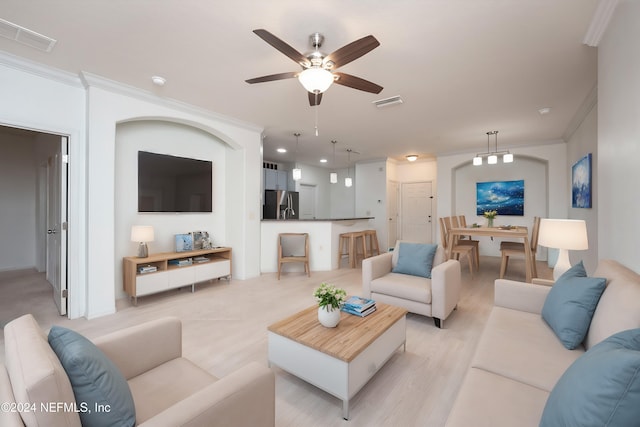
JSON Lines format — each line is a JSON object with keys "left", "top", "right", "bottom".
{"left": 313, "top": 282, "right": 347, "bottom": 310}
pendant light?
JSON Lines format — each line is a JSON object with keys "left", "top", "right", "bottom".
{"left": 345, "top": 149, "right": 353, "bottom": 188}
{"left": 330, "top": 140, "right": 338, "bottom": 184}
{"left": 292, "top": 132, "right": 302, "bottom": 181}
{"left": 473, "top": 131, "right": 513, "bottom": 166}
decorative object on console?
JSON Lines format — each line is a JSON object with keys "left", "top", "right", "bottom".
{"left": 572, "top": 153, "right": 592, "bottom": 208}
{"left": 192, "top": 231, "right": 211, "bottom": 249}
{"left": 538, "top": 218, "right": 589, "bottom": 280}
{"left": 175, "top": 233, "right": 194, "bottom": 252}
{"left": 131, "top": 225, "right": 154, "bottom": 258}
{"left": 314, "top": 282, "right": 347, "bottom": 328}
{"left": 476, "top": 180, "right": 524, "bottom": 216}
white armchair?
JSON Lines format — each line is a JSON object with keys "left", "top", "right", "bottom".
{"left": 362, "top": 243, "right": 461, "bottom": 328}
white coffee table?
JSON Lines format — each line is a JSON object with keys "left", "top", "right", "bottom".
{"left": 267, "top": 302, "right": 407, "bottom": 420}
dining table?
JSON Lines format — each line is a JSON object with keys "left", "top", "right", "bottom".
{"left": 446, "top": 226, "right": 533, "bottom": 282}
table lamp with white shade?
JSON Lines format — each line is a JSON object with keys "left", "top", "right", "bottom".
{"left": 538, "top": 219, "right": 588, "bottom": 280}
{"left": 131, "top": 225, "right": 154, "bottom": 258}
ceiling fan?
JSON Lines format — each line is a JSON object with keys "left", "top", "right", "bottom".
{"left": 245, "top": 29, "right": 383, "bottom": 106}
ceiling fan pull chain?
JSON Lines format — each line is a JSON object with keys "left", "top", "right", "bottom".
{"left": 315, "top": 99, "right": 319, "bottom": 136}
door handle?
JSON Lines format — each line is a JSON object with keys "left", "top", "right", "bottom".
{"left": 47, "top": 229, "right": 57, "bottom": 235}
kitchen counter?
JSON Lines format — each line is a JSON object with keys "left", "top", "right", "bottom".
{"left": 261, "top": 218, "right": 375, "bottom": 272}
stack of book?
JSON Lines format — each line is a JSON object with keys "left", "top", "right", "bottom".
{"left": 168, "top": 258, "right": 193, "bottom": 267}
{"left": 341, "top": 296, "right": 376, "bottom": 317}
{"left": 138, "top": 265, "right": 157, "bottom": 274}
{"left": 193, "top": 256, "right": 209, "bottom": 264}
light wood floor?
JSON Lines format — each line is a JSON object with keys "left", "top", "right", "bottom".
{"left": 0, "top": 257, "right": 552, "bottom": 427}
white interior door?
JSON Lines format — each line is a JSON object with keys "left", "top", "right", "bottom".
{"left": 400, "top": 181, "right": 433, "bottom": 243}
{"left": 387, "top": 180, "right": 399, "bottom": 248}
{"left": 46, "top": 137, "right": 68, "bottom": 315}
{"left": 299, "top": 184, "right": 316, "bottom": 220}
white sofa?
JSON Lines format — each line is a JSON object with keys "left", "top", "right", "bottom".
{"left": 362, "top": 244, "right": 461, "bottom": 328}
{"left": 445, "top": 259, "right": 640, "bottom": 426}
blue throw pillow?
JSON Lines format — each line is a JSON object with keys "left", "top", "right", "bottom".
{"left": 541, "top": 261, "right": 606, "bottom": 350}
{"left": 48, "top": 326, "right": 136, "bottom": 427}
{"left": 392, "top": 242, "right": 438, "bottom": 278}
{"left": 540, "top": 328, "right": 640, "bottom": 427}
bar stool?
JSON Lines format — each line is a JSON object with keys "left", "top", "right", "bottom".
{"left": 363, "top": 229, "right": 380, "bottom": 258}
{"left": 337, "top": 232, "right": 367, "bottom": 268}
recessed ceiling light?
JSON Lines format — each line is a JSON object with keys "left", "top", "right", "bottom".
{"left": 538, "top": 107, "right": 551, "bottom": 115}
{"left": 276, "top": 148, "right": 287, "bottom": 153}
{"left": 320, "top": 158, "right": 328, "bottom": 163}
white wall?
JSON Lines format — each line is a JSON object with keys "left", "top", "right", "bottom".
{"left": 291, "top": 163, "right": 332, "bottom": 219}
{"left": 355, "top": 160, "right": 387, "bottom": 249}
{"left": 566, "top": 104, "right": 598, "bottom": 273}
{"left": 597, "top": 0, "right": 640, "bottom": 273}
{"left": 114, "top": 120, "right": 228, "bottom": 299}
{"left": 0, "top": 134, "right": 36, "bottom": 271}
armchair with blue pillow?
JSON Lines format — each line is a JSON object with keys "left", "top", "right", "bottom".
{"left": 362, "top": 241, "right": 462, "bottom": 328}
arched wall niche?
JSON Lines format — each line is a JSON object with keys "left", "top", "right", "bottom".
{"left": 449, "top": 154, "right": 549, "bottom": 257}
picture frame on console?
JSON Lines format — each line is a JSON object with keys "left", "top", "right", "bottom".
{"left": 175, "top": 233, "right": 194, "bottom": 252}
{"left": 192, "top": 231, "right": 212, "bottom": 249}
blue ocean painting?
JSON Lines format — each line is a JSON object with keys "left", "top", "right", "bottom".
{"left": 476, "top": 180, "right": 524, "bottom": 216}
{"left": 572, "top": 153, "right": 592, "bottom": 208}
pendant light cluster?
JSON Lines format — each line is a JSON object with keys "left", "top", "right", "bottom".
{"left": 473, "top": 131, "right": 513, "bottom": 166}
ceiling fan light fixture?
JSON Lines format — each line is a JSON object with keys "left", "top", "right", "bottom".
{"left": 298, "top": 67, "right": 334, "bottom": 93}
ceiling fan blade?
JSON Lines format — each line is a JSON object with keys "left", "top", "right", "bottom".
{"left": 308, "top": 92, "right": 323, "bottom": 106}
{"left": 333, "top": 72, "right": 383, "bottom": 94}
{"left": 245, "top": 72, "right": 298, "bottom": 84}
{"left": 253, "top": 29, "right": 310, "bottom": 67}
{"left": 325, "top": 35, "right": 380, "bottom": 69}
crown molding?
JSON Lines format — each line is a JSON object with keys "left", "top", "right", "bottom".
{"left": 0, "top": 50, "right": 82, "bottom": 88}
{"left": 583, "top": 0, "right": 619, "bottom": 47}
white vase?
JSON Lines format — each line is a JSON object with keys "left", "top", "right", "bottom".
{"left": 318, "top": 305, "right": 341, "bottom": 328}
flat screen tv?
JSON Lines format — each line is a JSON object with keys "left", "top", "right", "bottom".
{"left": 138, "top": 151, "right": 212, "bottom": 213}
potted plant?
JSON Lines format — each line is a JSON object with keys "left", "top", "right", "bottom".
{"left": 483, "top": 210, "right": 498, "bottom": 227}
{"left": 313, "top": 282, "right": 347, "bottom": 328}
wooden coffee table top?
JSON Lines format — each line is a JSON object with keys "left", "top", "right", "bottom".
{"left": 268, "top": 302, "right": 407, "bottom": 362}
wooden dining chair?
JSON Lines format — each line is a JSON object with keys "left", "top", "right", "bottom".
{"left": 454, "top": 215, "right": 480, "bottom": 268}
{"left": 499, "top": 216, "right": 540, "bottom": 279}
{"left": 278, "top": 233, "right": 310, "bottom": 279}
{"left": 440, "top": 217, "right": 475, "bottom": 277}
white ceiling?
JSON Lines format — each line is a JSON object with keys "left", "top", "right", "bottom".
{"left": 1, "top": 0, "right": 598, "bottom": 169}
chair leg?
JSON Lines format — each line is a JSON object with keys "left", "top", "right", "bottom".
{"left": 499, "top": 253, "right": 508, "bottom": 279}
{"left": 306, "top": 261, "right": 310, "bottom": 277}
{"left": 277, "top": 262, "right": 281, "bottom": 280}
{"left": 531, "top": 254, "right": 538, "bottom": 278}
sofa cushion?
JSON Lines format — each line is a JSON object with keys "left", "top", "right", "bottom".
{"left": 370, "top": 272, "right": 432, "bottom": 304}
{"left": 471, "top": 306, "right": 584, "bottom": 392}
{"left": 541, "top": 261, "right": 606, "bottom": 350}
{"left": 48, "top": 326, "right": 136, "bottom": 427}
{"left": 392, "top": 242, "right": 438, "bottom": 278}
{"left": 127, "top": 357, "right": 217, "bottom": 424}
{"left": 445, "top": 367, "right": 549, "bottom": 427}
{"left": 586, "top": 259, "right": 640, "bottom": 349}
{"left": 540, "top": 328, "right": 640, "bottom": 427}
{"left": 3, "top": 314, "right": 81, "bottom": 427}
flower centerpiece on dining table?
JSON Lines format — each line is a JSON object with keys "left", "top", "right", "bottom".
{"left": 483, "top": 210, "right": 498, "bottom": 227}
{"left": 313, "top": 282, "right": 347, "bottom": 328}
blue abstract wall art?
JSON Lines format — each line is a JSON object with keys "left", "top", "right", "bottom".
{"left": 572, "top": 153, "right": 592, "bottom": 208}
{"left": 476, "top": 180, "right": 525, "bottom": 216}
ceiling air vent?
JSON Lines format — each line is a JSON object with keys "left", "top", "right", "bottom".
{"left": 373, "top": 96, "right": 403, "bottom": 108}
{"left": 0, "top": 18, "right": 57, "bottom": 52}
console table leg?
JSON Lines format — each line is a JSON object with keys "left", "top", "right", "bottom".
{"left": 342, "top": 400, "right": 350, "bottom": 420}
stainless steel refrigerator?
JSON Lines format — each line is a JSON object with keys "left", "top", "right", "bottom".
{"left": 263, "top": 190, "right": 299, "bottom": 220}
